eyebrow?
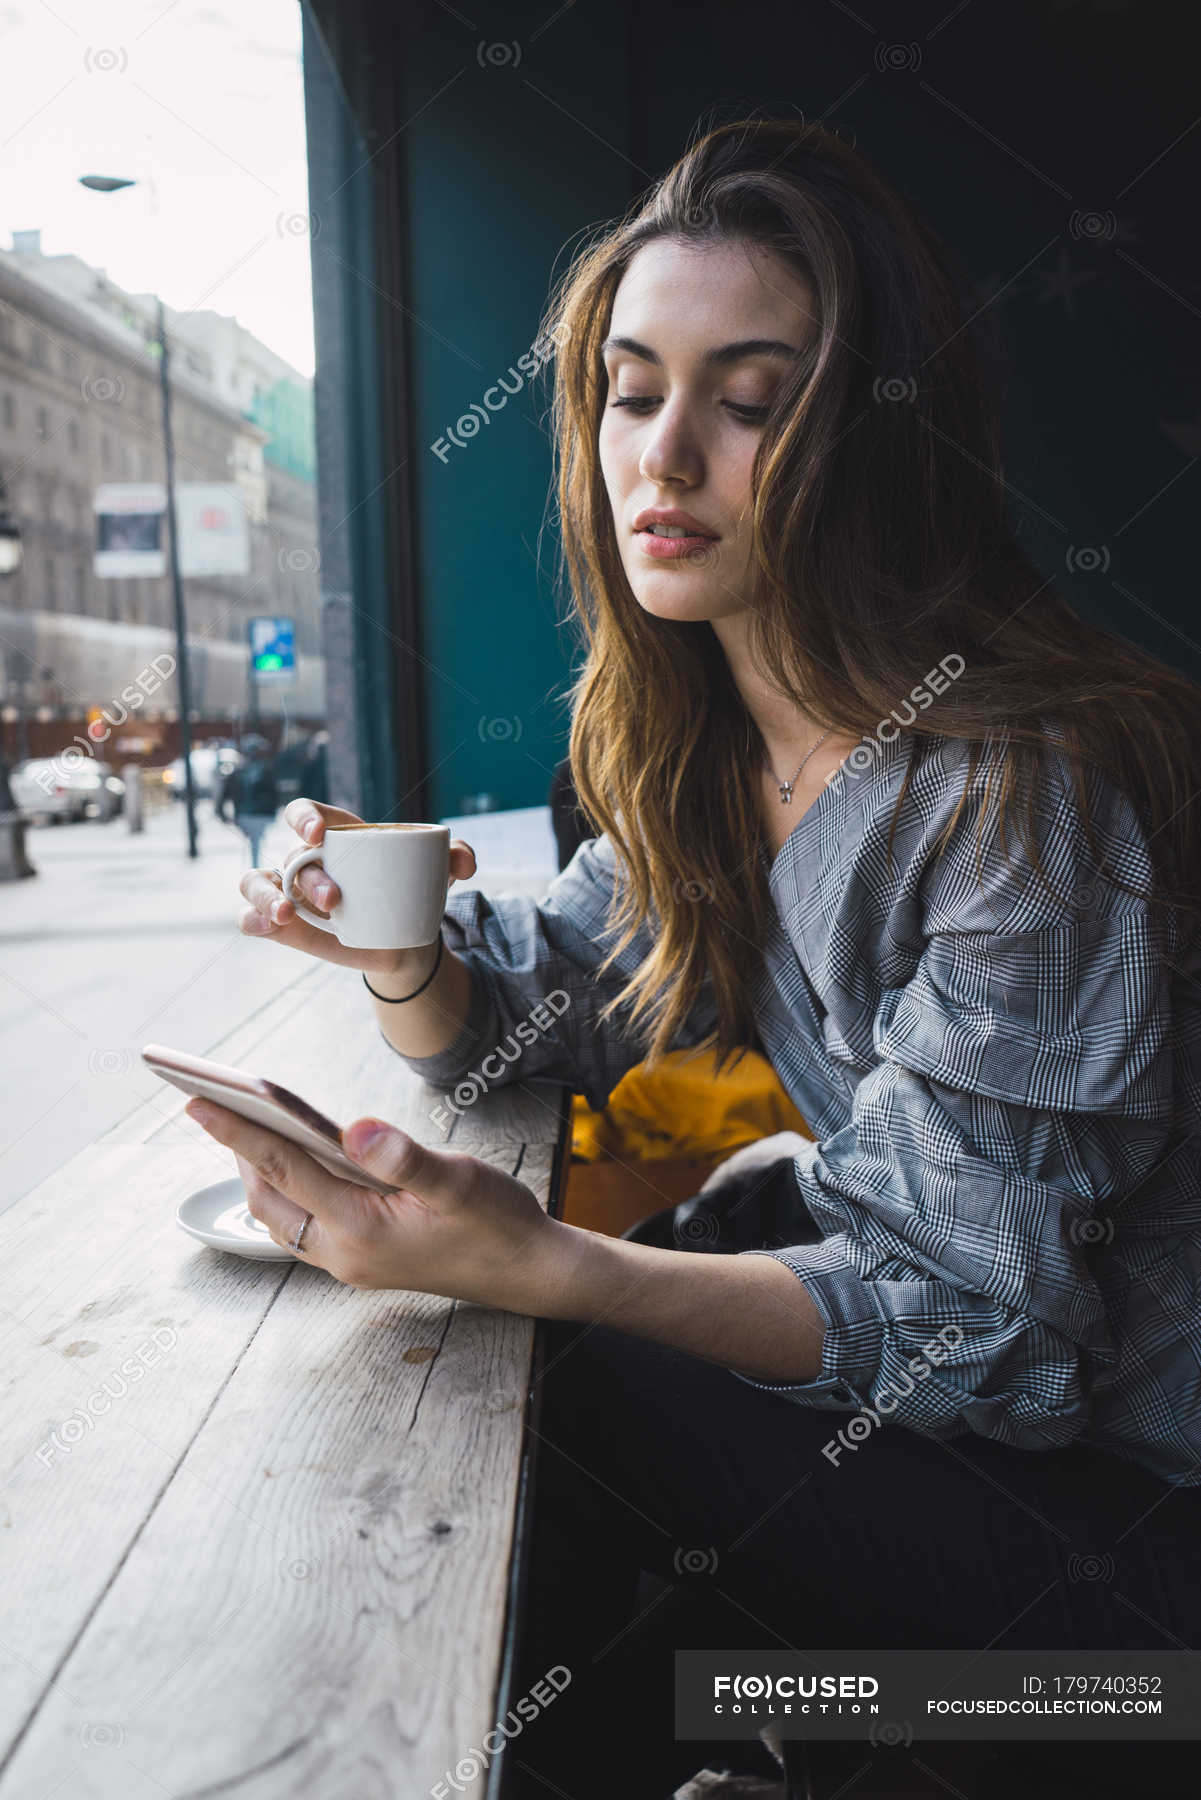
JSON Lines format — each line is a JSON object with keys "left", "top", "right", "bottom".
{"left": 600, "top": 335, "right": 802, "bottom": 368}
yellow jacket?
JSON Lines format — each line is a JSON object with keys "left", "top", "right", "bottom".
{"left": 570, "top": 1045, "right": 812, "bottom": 1162}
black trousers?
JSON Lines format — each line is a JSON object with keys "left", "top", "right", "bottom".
{"left": 506, "top": 1311, "right": 1201, "bottom": 1800}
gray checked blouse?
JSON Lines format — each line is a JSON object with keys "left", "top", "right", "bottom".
{"left": 387, "top": 726, "right": 1201, "bottom": 1487}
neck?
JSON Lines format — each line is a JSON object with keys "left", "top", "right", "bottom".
{"left": 710, "top": 611, "right": 833, "bottom": 773}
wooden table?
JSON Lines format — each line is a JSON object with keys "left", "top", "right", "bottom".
{"left": 0, "top": 958, "right": 572, "bottom": 1799}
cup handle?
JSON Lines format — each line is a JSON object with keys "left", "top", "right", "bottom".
{"left": 281, "top": 845, "right": 339, "bottom": 934}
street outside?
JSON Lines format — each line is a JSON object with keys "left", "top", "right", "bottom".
{"left": 0, "top": 798, "right": 314, "bottom": 1210}
{"left": 0, "top": 796, "right": 558, "bottom": 1212}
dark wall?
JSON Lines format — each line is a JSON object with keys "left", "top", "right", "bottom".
{"left": 301, "top": 0, "right": 1200, "bottom": 818}
{"left": 396, "top": 4, "right": 633, "bottom": 818}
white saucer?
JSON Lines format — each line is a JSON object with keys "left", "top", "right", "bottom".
{"left": 177, "top": 1176, "right": 296, "bottom": 1261}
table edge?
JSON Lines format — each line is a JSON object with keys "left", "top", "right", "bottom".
{"left": 487, "top": 1083, "right": 575, "bottom": 1800}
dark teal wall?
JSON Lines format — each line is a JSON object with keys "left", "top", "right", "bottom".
{"left": 396, "top": 10, "right": 634, "bottom": 818}
{"left": 302, "top": 0, "right": 400, "bottom": 823}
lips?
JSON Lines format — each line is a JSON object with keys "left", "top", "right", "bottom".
{"left": 633, "top": 507, "right": 720, "bottom": 538}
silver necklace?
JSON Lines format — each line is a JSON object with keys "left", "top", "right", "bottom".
{"left": 766, "top": 727, "right": 833, "bottom": 804}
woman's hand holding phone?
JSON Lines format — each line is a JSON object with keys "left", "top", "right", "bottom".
{"left": 237, "top": 797, "right": 477, "bottom": 978}
{"left": 184, "top": 1094, "right": 565, "bottom": 1314}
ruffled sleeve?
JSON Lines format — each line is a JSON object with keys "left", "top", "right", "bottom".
{"left": 729, "top": 737, "right": 1179, "bottom": 1452}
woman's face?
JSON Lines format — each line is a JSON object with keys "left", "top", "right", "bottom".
{"left": 598, "top": 235, "right": 814, "bottom": 623}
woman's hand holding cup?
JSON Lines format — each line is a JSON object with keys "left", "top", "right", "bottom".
{"left": 237, "top": 798, "right": 476, "bottom": 978}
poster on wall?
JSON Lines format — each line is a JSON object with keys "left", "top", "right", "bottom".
{"left": 94, "top": 483, "right": 166, "bottom": 578}
{"left": 177, "top": 483, "right": 250, "bottom": 577}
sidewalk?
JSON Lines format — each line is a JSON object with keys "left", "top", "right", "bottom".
{"left": 0, "top": 801, "right": 558, "bottom": 1210}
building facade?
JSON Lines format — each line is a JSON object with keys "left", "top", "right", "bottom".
{"left": 0, "top": 233, "right": 323, "bottom": 765}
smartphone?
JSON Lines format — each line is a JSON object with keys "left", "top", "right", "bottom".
{"left": 141, "top": 1043, "right": 399, "bottom": 1195}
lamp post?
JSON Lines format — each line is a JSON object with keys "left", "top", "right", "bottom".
{"left": 78, "top": 172, "right": 199, "bottom": 858}
{"left": 0, "top": 472, "right": 35, "bottom": 878}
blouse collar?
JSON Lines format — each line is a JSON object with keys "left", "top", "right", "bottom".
{"left": 759, "top": 726, "right": 914, "bottom": 889}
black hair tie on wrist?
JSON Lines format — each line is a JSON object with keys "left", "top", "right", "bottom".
{"left": 362, "top": 934, "right": 443, "bottom": 1003}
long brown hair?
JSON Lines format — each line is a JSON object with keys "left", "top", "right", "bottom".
{"left": 538, "top": 114, "right": 1201, "bottom": 1076}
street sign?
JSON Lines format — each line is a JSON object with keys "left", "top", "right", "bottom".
{"left": 249, "top": 616, "right": 295, "bottom": 680}
{"left": 177, "top": 483, "right": 250, "bottom": 577}
{"left": 94, "top": 483, "right": 166, "bottom": 578}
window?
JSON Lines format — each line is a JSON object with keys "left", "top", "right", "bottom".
{"left": 68, "top": 418, "right": 80, "bottom": 453}
{"left": 45, "top": 556, "right": 57, "bottom": 610}
{"left": 30, "top": 332, "right": 49, "bottom": 369}
{"left": 74, "top": 563, "right": 85, "bottom": 610}
{"left": 101, "top": 434, "right": 110, "bottom": 470}
{"left": 36, "top": 407, "right": 48, "bottom": 439}
{"left": 1, "top": 392, "right": 12, "bottom": 429}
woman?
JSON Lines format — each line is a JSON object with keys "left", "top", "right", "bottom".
{"left": 187, "top": 118, "right": 1201, "bottom": 1797}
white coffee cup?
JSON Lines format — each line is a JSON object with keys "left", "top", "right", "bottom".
{"left": 281, "top": 823, "right": 451, "bottom": 950}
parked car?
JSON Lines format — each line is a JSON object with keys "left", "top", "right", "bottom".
{"left": 69, "top": 761, "right": 124, "bottom": 821}
{"left": 10, "top": 758, "right": 81, "bottom": 823}
{"left": 163, "top": 743, "right": 242, "bottom": 801}
{"left": 10, "top": 757, "right": 124, "bottom": 824}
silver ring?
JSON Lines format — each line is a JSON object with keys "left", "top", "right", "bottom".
{"left": 290, "top": 1210, "right": 314, "bottom": 1254}
{"left": 270, "top": 867, "right": 284, "bottom": 884}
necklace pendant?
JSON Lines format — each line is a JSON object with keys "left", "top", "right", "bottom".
{"left": 778, "top": 783, "right": 793, "bottom": 804}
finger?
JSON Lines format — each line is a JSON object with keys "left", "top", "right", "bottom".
{"left": 283, "top": 798, "right": 364, "bottom": 844}
{"left": 240, "top": 868, "right": 295, "bottom": 926}
{"left": 448, "top": 840, "right": 476, "bottom": 885}
{"left": 236, "top": 1150, "right": 283, "bottom": 1203}
{"left": 236, "top": 1152, "right": 289, "bottom": 1220}
{"left": 239, "top": 866, "right": 281, "bottom": 906}
{"left": 235, "top": 900, "right": 395, "bottom": 968}
{"left": 342, "top": 1116, "right": 463, "bottom": 1202}
{"left": 235, "top": 1153, "right": 325, "bottom": 1259}
{"left": 238, "top": 864, "right": 335, "bottom": 926}
{"left": 238, "top": 901, "right": 287, "bottom": 939}
{"left": 245, "top": 1177, "right": 326, "bottom": 1260}
{"left": 184, "top": 1098, "right": 355, "bottom": 1221}
{"left": 291, "top": 862, "right": 340, "bottom": 913}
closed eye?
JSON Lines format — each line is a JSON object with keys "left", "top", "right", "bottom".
{"left": 609, "top": 397, "right": 770, "bottom": 422}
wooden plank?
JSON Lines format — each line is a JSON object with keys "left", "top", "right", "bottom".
{"left": 0, "top": 1167, "right": 555, "bottom": 1798}
{"left": 0, "top": 1140, "right": 296, "bottom": 1764}
{"left": 0, "top": 1136, "right": 559, "bottom": 1797}
{"left": 96, "top": 958, "right": 335, "bottom": 1150}
{"left": 0, "top": 953, "right": 568, "bottom": 1797}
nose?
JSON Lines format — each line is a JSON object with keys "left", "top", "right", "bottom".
{"left": 637, "top": 396, "right": 704, "bottom": 488}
